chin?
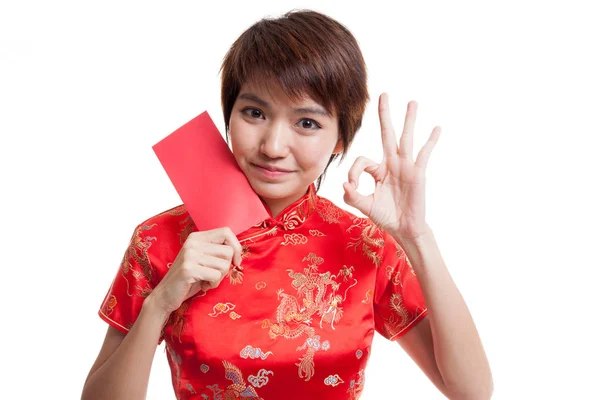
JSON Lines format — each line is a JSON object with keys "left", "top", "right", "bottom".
{"left": 248, "top": 179, "right": 295, "bottom": 200}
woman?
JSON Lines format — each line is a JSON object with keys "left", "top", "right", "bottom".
{"left": 82, "top": 9, "right": 493, "bottom": 400}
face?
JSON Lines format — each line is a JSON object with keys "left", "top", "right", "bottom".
{"left": 229, "top": 78, "right": 343, "bottom": 217}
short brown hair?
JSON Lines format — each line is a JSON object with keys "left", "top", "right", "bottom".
{"left": 219, "top": 9, "right": 369, "bottom": 191}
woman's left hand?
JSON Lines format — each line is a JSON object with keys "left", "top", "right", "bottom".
{"left": 343, "top": 93, "right": 441, "bottom": 241}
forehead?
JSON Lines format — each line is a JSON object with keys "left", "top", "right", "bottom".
{"left": 237, "top": 75, "right": 335, "bottom": 117}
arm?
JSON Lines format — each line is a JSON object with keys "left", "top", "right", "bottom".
{"left": 81, "top": 298, "right": 168, "bottom": 400}
{"left": 343, "top": 94, "right": 493, "bottom": 398}
{"left": 395, "top": 227, "right": 493, "bottom": 400}
{"left": 83, "top": 227, "right": 243, "bottom": 399}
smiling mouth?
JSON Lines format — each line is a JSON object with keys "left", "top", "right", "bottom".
{"left": 251, "top": 163, "right": 293, "bottom": 173}
{"left": 251, "top": 163, "right": 294, "bottom": 178}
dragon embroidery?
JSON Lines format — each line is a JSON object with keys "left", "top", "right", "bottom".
{"left": 261, "top": 253, "right": 357, "bottom": 381}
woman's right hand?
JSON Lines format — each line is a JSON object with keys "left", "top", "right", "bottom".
{"left": 145, "top": 227, "right": 243, "bottom": 317}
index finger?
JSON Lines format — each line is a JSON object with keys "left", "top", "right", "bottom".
{"left": 379, "top": 93, "right": 398, "bottom": 158}
{"left": 204, "top": 227, "right": 243, "bottom": 266}
{"left": 221, "top": 227, "right": 243, "bottom": 266}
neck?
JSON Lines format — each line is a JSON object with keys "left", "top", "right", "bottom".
{"left": 261, "top": 186, "right": 311, "bottom": 218}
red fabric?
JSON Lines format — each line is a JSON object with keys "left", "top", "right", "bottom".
{"left": 99, "top": 183, "right": 428, "bottom": 399}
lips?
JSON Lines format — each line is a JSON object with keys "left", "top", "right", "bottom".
{"left": 252, "top": 163, "right": 293, "bottom": 173}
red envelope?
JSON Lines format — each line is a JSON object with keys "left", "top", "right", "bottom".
{"left": 152, "top": 111, "right": 269, "bottom": 235}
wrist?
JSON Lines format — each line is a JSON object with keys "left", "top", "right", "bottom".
{"left": 393, "top": 224, "right": 434, "bottom": 248}
{"left": 142, "top": 293, "right": 171, "bottom": 325}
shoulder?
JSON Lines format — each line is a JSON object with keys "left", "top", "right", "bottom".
{"left": 136, "top": 203, "right": 193, "bottom": 236}
{"left": 128, "top": 204, "right": 195, "bottom": 274}
{"left": 314, "top": 195, "right": 364, "bottom": 226}
{"left": 313, "top": 194, "right": 380, "bottom": 233}
{"left": 313, "top": 195, "right": 395, "bottom": 266}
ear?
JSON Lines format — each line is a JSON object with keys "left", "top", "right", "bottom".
{"left": 332, "top": 136, "right": 344, "bottom": 155}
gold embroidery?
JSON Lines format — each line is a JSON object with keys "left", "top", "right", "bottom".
{"left": 276, "top": 185, "right": 317, "bottom": 230}
{"left": 166, "top": 341, "right": 182, "bottom": 386}
{"left": 394, "top": 242, "right": 403, "bottom": 259}
{"left": 241, "top": 244, "right": 251, "bottom": 260}
{"left": 316, "top": 198, "right": 343, "bottom": 223}
{"left": 229, "top": 311, "right": 241, "bottom": 320}
{"left": 164, "top": 204, "right": 187, "bottom": 216}
{"left": 347, "top": 369, "right": 365, "bottom": 399}
{"left": 324, "top": 374, "right": 344, "bottom": 387}
{"left": 120, "top": 224, "right": 156, "bottom": 297}
{"left": 208, "top": 302, "right": 236, "bottom": 317}
{"left": 222, "top": 360, "right": 264, "bottom": 399}
{"left": 339, "top": 265, "right": 355, "bottom": 282}
{"left": 320, "top": 292, "right": 344, "bottom": 330}
{"left": 226, "top": 265, "right": 244, "bottom": 285}
{"left": 240, "top": 345, "right": 273, "bottom": 360}
{"left": 281, "top": 233, "right": 308, "bottom": 246}
{"left": 346, "top": 217, "right": 384, "bottom": 267}
{"left": 261, "top": 253, "right": 356, "bottom": 381}
{"left": 361, "top": 289, "right": 373, "bottom": 305}
{"left": 255, "top": 281, "right": 267, "bottom": 290}
{"left": 102, "top": 295, "right": 117, "bottom": 317}
{"left": 279, "top": 208, "right": 308, "bottom": 230}
{"left": 248, "top": 369, "right": 274, "bottom": 388}
{"left": 167, "top": 301, "right": 188, "bottom": 343}
{"left": 185, "top": 383, "right": 196, "bottom": 394}
{"left": 178, "top": 214, "right": 196, "bottom": 244}
{"left": 382, "top": 293, "right": 414, "bottom": 338}
{"left": 237, "top": 184, "right": 318, "bottom": 242}
{"left": 356, "top": 349, "right": 363, "bottom": 359}
{"left": 385, "top": 265, "right": 403, "bottom": 286}
{"left": 205, "top": 384, "right": 223, "bottom": 398}
{"left": 309, "top": 229, "right": 325, "bottom": 237}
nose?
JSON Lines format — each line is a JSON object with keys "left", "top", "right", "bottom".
{"left": 260, "top": 121, "right": 290, "bottom": 159}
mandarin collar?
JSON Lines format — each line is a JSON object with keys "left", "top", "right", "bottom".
{"left": 240, "top": 183, "right": 318, "bottom": 238}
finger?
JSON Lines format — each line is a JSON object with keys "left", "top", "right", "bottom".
{"left": 197, "top": 254, "right": 232, "bottom": 279}
{"left": 415, "top": 126, "right": 441, "bottom": 168}
{"left": 180, "top": 260, "right": 222, "bottom": 290}
{"left": 199, "top": 266, "right": 224, "bottom": 290}
{"left": 219, "top": 227, "right": 243, "bottom": 266}
{"left": 196, "top": 274, "right": 220, "bottom": 294}
{"left": 189, "top": 281, "right": 205, "bottom": 297}
{"left": 199, "top": 281, "right": 213, "bottom": 292}
{"left": 343, "top": 181, "right": 374, "bottom": 216}
{"left": 197, "top": 242, "right": 235, "bottom": 263}
{"left": 347, "top": 156, "right": 380, "bottom": 188}
{"left": 187, "top": 235, "right": 240, "bottom": 267}
{"left": 379, "top": 93, "right": 398, "bottom": 159}
{"left": 196, "top": 227, "right": 243, "bottom": 266}
{"left": 399, "top": 100, "right": 417, "bottom": 162}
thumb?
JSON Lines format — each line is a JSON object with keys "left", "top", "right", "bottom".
{"left": 188, "top": 281, "right": 212, "bottom": 299}
{"left": 343, "top": 181, "right": 373, "bottom": 216}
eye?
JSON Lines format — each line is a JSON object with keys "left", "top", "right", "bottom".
{"left": 297, "top": 118, "right": 321, "bottom": 131}
{"left": 242, "top": 107, "right": 264, "bottom": 119}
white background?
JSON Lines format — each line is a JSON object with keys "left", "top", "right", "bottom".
{"left": 1, "top": 1, "right": 599, "bottom": 399}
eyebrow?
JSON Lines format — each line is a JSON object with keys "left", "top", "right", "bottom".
{"left": 238, "top": 93, "right": 331, "bottom": 118}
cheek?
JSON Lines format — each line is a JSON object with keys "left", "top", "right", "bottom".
{"left": 229, "top": 119, "right": 252, "bottom": 159}
{"left": 294, "top": 139, "right": 336, "bottom": 169}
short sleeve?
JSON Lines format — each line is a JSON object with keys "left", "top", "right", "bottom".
{"left": 98, "top": 224, "right": 160, "bottom": 341}
{"left": 373, "top": 231, "right": 428, "bottom": 341}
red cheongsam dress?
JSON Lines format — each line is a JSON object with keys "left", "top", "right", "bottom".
{"left": 99, "top": 183, "right": 428, "bottom": 399}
